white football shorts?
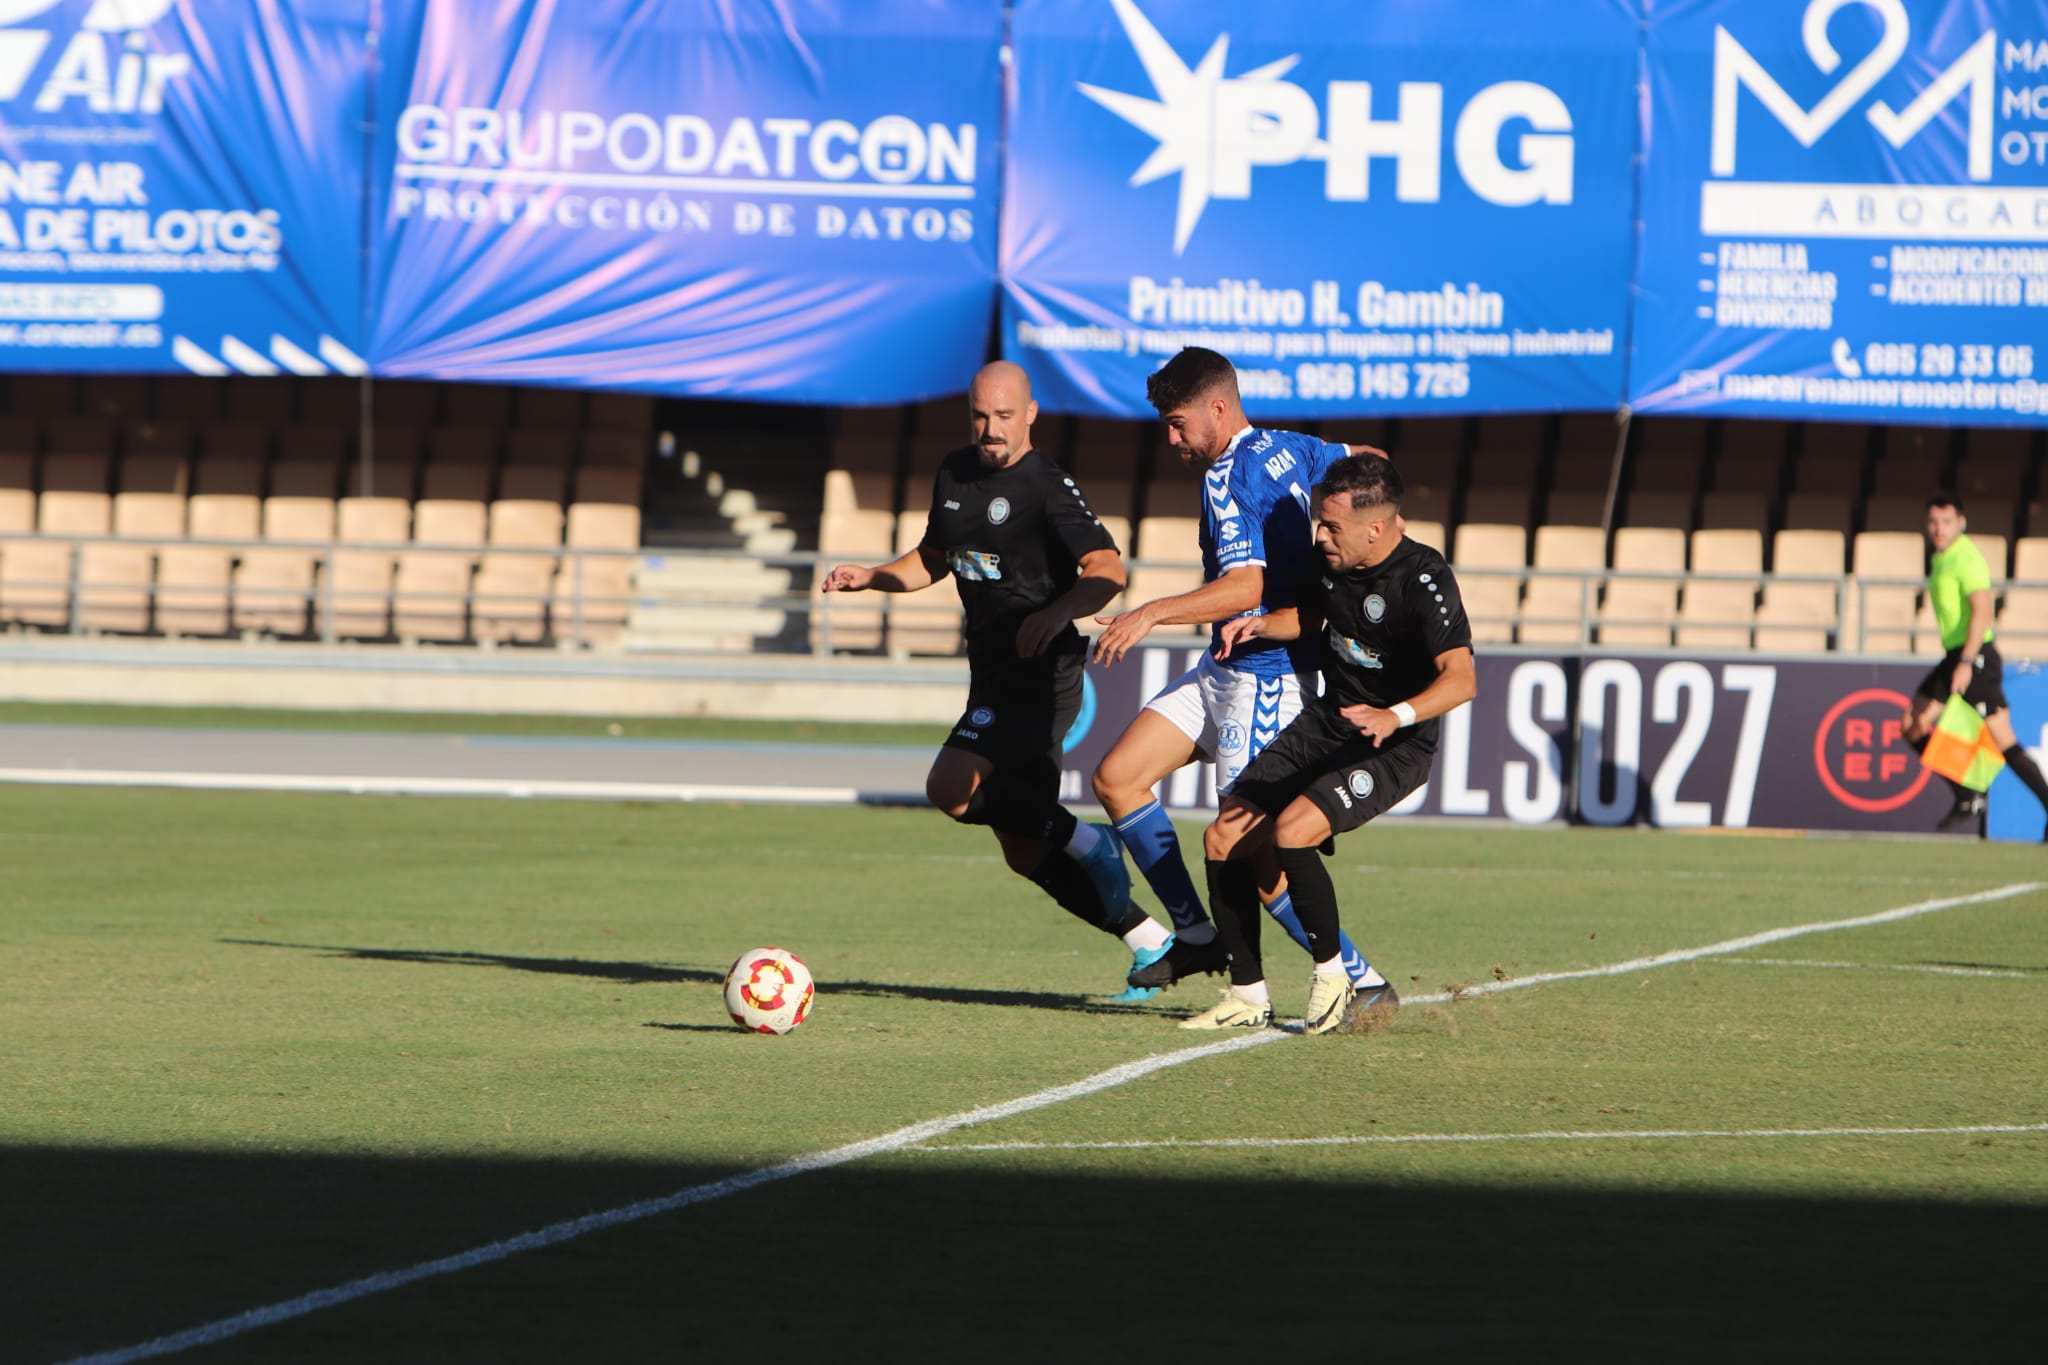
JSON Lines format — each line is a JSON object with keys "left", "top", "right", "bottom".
{"left": 1142, "top": 651, "right": 1307, "bottom": 793}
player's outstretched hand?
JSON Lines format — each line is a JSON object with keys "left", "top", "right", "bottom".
{"left": 823, "top": 564, "right": 874, "bottom": 593}
{"left": 1213, "top": 614, "right": 1266, "bottom": 661}
{"left": 1092, "top": 606, "right": 1154, "bottom": 666}
{"left": 1339, "top": 702, "right": 1397, "bottom": 747}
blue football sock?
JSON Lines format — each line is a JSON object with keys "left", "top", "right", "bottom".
{"left": 1114, "top": 799, "right": 1210, "bottom": 934}
{"left": 1263, "top": 890, "right": 1370, "bottom": 985}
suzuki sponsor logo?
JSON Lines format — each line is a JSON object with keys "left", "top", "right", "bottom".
{"left": 0, "top": 0, "right": 189, "bottom": 114}
{"left": 1079, "top": 0, "right": 1576, "bottom": 252}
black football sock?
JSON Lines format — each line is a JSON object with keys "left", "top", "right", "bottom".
{"left": 1206, "top": 857, "right": 1264, "bottom": 986}
{"left": 1026, "top": 851, "right": 1122, "bottom": 935}
{"left": 2002, "top": 745, "right": 2048, "bottom": 810}
{"left": 1274, "top": 844, "right": 1344, "bottom": 966}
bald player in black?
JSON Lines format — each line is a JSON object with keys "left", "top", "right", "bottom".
{"left": 824, "top": 361, "right": 1178, "bottom": 988}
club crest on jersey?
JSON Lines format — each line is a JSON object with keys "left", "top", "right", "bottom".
{"left": 1329, "top": 627, "right": 1383, "bottom": 669}
{"left": 1216, "top": 721, "right": 1246, "bottom": 755}
{"left": 970, "top": 706, "right": 995, "bottom": 727}
{"left": 1364, "top": 594, "right": 1386, "bottom": 622}
{"left": 1349, "top": 770, "right": 1375, "bottom": 799}
{"left": 987, "top": 497, "right": 1011, "bottom": 525}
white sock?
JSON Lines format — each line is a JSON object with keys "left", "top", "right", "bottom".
{"left": 1230, "top": 980, "right": 1270, "bottom": 1006}
{"left": 1313, "top": 959, "right": 1349, "bottom": 980}
{"left": 1121, "top": 918, "right": 1171, "bottom": 953}
{"left": 1358, "top": 965, "right": 1387, "bottom": 987}
{"left": 1176, "top": 922, "right": 1217, "bottom": 946}
{"left": 1065, "top": 822, "right": 1101, "bottom": 858}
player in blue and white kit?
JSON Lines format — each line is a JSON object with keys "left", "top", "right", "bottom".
{"left": 1090, "top": 348, "right": 1397, "bottom": 1016}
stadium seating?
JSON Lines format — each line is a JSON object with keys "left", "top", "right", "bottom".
{"left": 1753, "top": 529, "right": 1844, "bottom": 654}
{"left": 1451, "top": 522, "right": 1524, "bottom": 645}
{"left": 1846, "top": 531, "right": 1923, "bottom": 654}
{"left": 1598, "top": 527, "right": 1686, "bottom": 646}
{"left": 1998, "top": 539, "right": 2048, "bottom": 658}
{"left": 233, "top": 462, "right": 337, "bottom": 635}
{"left": 889, "top": 510, "right": 963, "bottom": 656}
{"left": 1675, "top": 529, "right": 1762, "bottom": 650}
{"left": 78, "top": 453, "right": 187, "bottom": 633}
{"left": 157, "top": 457, "right": 261, "bottom": 636}
{"left": 471, "top": 468, "right": 566, "bottom": 644}
{"left": 1519, "top": 524, "right": 1604, "bottom": 645}
{"left": 554, "top": 467, "right": 641, "bottom": 645}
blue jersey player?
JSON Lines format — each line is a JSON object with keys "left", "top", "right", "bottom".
{"left": 1090, "top": 348, "right": 1398, "bottom": 1019}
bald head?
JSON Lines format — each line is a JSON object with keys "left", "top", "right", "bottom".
{"left": 967, "top": 361, "right": 1038, "bottom": 468}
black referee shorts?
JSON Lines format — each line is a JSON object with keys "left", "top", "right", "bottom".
{"left": 1228, "top": 703, "right": 1436, "bottom": 837}
{"left": 940, "top": 649, "right": 1084, "bottom": 804}
{"left": 1914, "top": 643, "right": 2008, "bottom": 714}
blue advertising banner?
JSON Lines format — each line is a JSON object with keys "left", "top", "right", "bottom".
{"left": 1987, "top": 659, "right": 2045, "bottom": 842}
{"left": 1633, "top": 0, "right": 2048, "bottom": 424}
{"left": 0, "top": 0, "right": 368, "bottom": 376}
{"left": 367, "top": 0, "right": 1001, "bottom": 404}
{"left": 1001, "top": 0, "right": 1639, "bottom": 419}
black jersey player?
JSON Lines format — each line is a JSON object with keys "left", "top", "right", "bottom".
{"left": 1187, "top": 452, "right": 1476, "bottom": 1034}
{"left": 823, "top": 362, "right": 1177, "bottom": 989}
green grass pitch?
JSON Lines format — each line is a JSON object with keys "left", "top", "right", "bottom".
{"left": 3, "top": 784, "right": 2044, "bottom": 1362}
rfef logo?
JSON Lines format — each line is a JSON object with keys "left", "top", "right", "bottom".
{"left": 1078, "top": 0, "right": 1576, "bottom": 252}
{"left": 1711, "top": 0, "right": 1996, "bottom": 180}
{"left": 0, "top": 0, "right": 188, "bottom": 113}
{"left": 1812, "top": 686, "right": 1931, "bottom": 812}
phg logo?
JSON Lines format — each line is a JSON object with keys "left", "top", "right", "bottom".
{"left": 1079, "top": 0, "right": 1575, "bottom": 253}
{"left": 1711, "top": 0, "right": 1996, "bottom": 180}
{"left": 0, "top": 0, "right": 190, "bottom": 113}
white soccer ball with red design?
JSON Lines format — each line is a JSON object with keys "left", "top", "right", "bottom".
{"left": 722, "top": 947, "right": 815, "bottom": 1034}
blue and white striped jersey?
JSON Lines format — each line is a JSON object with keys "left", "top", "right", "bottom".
{"left": 1201, "top": 427, "right": 1351, "bottom": 679}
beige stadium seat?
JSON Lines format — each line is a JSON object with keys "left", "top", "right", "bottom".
{"left": 514, "top": 386, "right": 584, "bottom": 430}
{"left": 4, "top": 455, "right": 110, "bottom": 628}
{"left": 443, "top": 383, "right": 512, "bottom": 428}
{"left": 226, "top": 377, "right": 295, "bottom": 426}
{"left": 9, "top": 374, "right": 76, "bottom": 417}
{"left": 157, "top": 474, "right": 260, "bottom": 638}
{"left": 233, "top": 485, "right": 335, "bottom": 636}
{"left": 813, "top": 481, "right": 895, "bottom": 651}
{"left": 579, "top": 430, "right": 645, "bottom": 469}
{"left": 1846, "top": 531, "right": 1923, "bottom": 654}
{"left": 555, "top": 494, "right": 640, "bottom": 646}
{"left": 889, "top": 510, "right": 962, "bottom": 656}
{"left": 1404, "top": 519, "right": 1445, "bottom": 553}
{"left": 1451, "top": 522, "right": 1525, "bottom": 645}
{"left": 1699, "top": 490, "right": 1769, "bottom": 532}
{"left": 1754, "top": 530, "right": 1845, "bottom": 653}
{"left": 1782, "top": 492, "right": 1852, "bottom": 537}
{"left": 1124, "top": 514, "right": 1204, "bottom": 638}
{"left": 822, "top": 469, "right": 894, "bottom": 521}
{"left": 587, "top": 392, "right": 656, "bottom": 433}
{"left": 471, "top": 496, "right": 563, "bottom": 643}
{"left": 393, "top": 498, "right": 485, "bottom": 641}
{"left": 1598, "top": 526, "right": 1685, "bottom": 646}
{"left": 1996, "top": 539, "right": 2048, "bottom": 659}
{"left": 78, "top": 456, "right": 187, "bottom": 633}
{"left": 0, "top": 452, "right": 33, "bottom": 532}
{"left": 1520, "top": 524, "right": 1604, "bottom": 646}
{"left": 328, "top": 497, "right": 410, "bottom": 639}
{"left": 1675, "top": 529, "right": 1763, "bottom": 650}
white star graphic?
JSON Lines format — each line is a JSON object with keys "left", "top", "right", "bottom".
{"left": 1077, "top": 0, "right": 1304, "bottom": 254}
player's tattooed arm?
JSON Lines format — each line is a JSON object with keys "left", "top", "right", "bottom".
{"left": 1018, "top": 547, "right": 1126, "bottom": 658}
{"left": 1093, "top": 564, "right": 1264, "bottom": 666}
{"left": 823, "top": 544, "right": 941, "bottom": 594}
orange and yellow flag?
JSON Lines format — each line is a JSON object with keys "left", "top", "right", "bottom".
{"left": 1920, "top": 694, "right": 2006, "bottom": 793}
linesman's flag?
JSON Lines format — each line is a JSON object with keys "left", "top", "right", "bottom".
{"left": 1920, "top": 694, "right": 2007, "bottom": 793}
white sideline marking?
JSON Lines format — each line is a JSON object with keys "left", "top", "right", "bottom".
{"left": 0, "top": 768, "right": 868, "bottom": 806}
{"left": 55, "top": 1033, "right": 1280, "bottom": 1365}
{"left": 59, "top": 879, "right": 2046, "bottom": 1364}
{"left": 915, "top": 1122, "right": 2048, "bottom": 1154}
{"left": 1712, "top": 957, "right": 2035, "bottom": 980}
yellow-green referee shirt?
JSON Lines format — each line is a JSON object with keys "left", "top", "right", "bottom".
{"left": 1927, "top": 534, "right": 1993, "bottom": 652}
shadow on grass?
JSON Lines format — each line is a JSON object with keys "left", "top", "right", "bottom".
{"left": 9, "top": 1143, "right": 2042, "bottom": 1364}
{"left": 222, "top": 939, "right": 1160, "bottom": 1017}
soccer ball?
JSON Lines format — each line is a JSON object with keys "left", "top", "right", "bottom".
{"left": 722, "top": 947, "right": 815, "bottom": 1035}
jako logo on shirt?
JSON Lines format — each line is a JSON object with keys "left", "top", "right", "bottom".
{"left": 1710, "top": 0, "right": 1997, "bottom": 182}
{"left": 0, "top": 0, "right": 190, "bottom": 113}
{"left": 1079, "top": 0, "right": 1576, "bottom": 252}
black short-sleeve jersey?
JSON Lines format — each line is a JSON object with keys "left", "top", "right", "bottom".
{"left": 919, "top": 447, "right": 1119, "bottom": 660}
{"left": 1307, "top": 535, "right": 1471, "bottom": 749}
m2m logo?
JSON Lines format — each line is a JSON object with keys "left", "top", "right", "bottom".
{"left": 0, "top": 0, "right": 189, "bottom": 113}
{"left": 1078, "top": 0, "right": 1575, "bottom": 253}
{"left": 1712, "top": 0, "right": 1996, "bottom": 181}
